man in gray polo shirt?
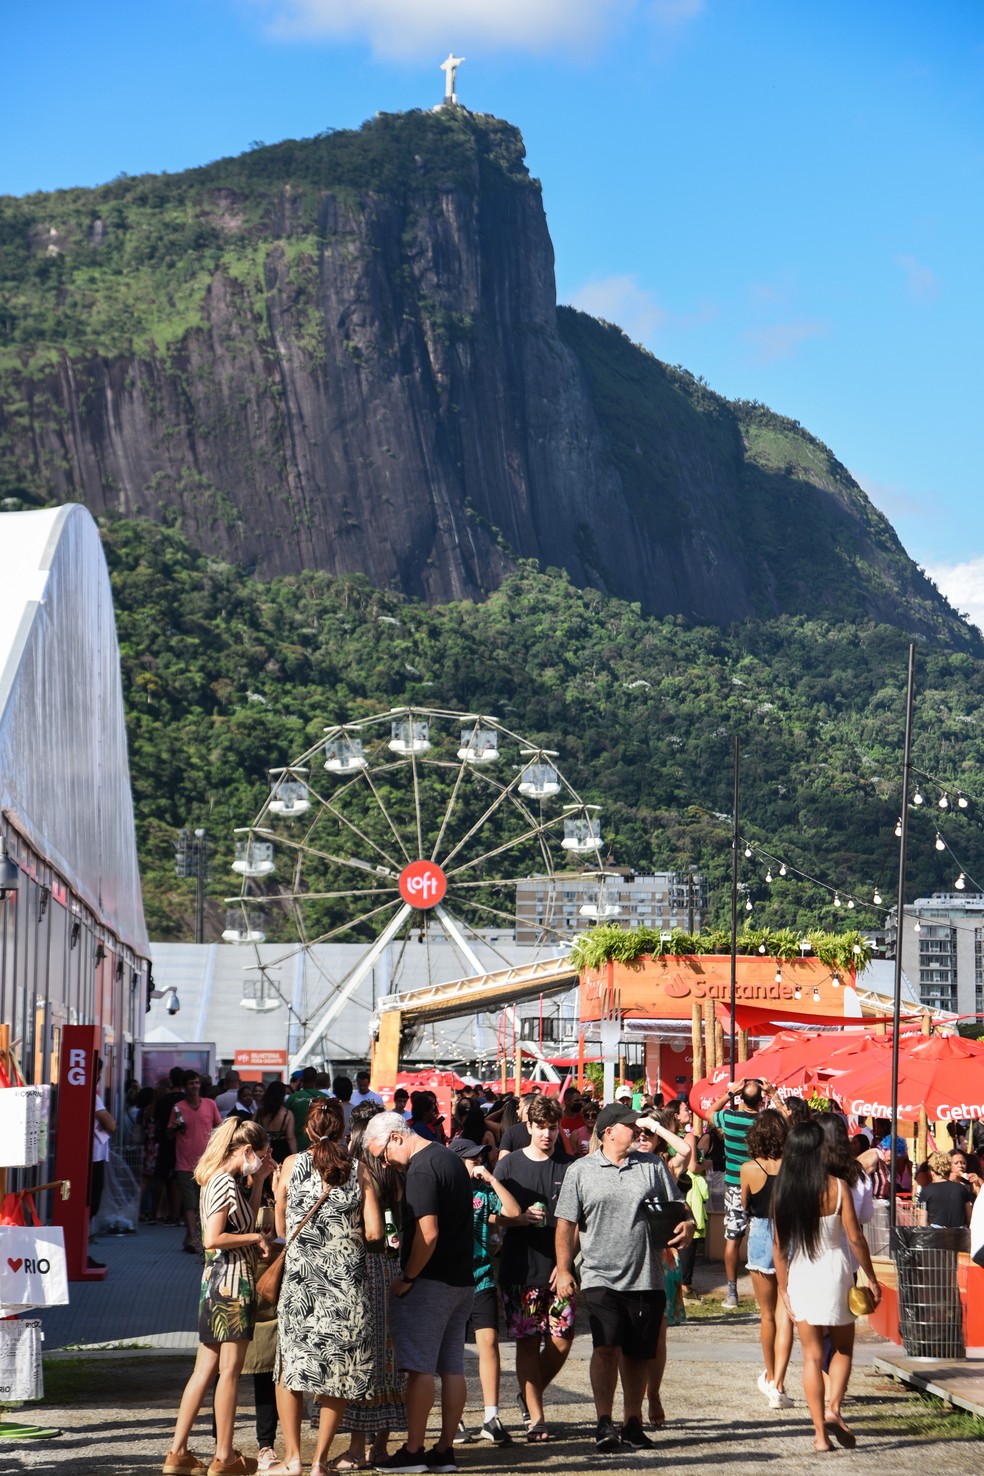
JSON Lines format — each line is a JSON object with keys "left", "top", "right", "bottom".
{"left": 555, "top": 1101, "right": 693, "bottom": 1453}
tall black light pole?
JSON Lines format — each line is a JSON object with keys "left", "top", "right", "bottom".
{"left": 176, "top": 827, "right": 209, "bottom": 944}
{"left": 889, "top": 644, "right": 916, "bottom": 1231}
{"left": 730, "top": 735, "right": 740, "bottom": 1074}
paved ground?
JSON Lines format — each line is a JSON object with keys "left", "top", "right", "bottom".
{"left": 3, "top": 1230, "right": 981, "bottom": 1473}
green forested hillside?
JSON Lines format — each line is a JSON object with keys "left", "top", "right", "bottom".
{"left": 101, "top": 516, "right": 984, "bottom": 940}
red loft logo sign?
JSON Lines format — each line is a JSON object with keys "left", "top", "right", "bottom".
{"left": 399, "top": 860, "right": 447, "bottom": 910}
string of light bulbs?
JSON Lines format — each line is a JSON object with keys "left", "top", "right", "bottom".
{"left": 739, "top": 838, "right": 889, "bottom": 919}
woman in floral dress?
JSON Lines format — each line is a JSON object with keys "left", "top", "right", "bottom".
{"left": 270, "top": 1098, "right": 382, "bottom": 1476}
{"left": 163, "top": 1117, "right": 276, "bottom": 1476}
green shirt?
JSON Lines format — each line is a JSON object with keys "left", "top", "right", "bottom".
{"left": 470, "top": 1180, "right": 498, "bottom": 1294}
{"left": 287, "top": 1088, "right": 323, "bottom": 1151}
{"left": 716, "top": 1106, "right": 757, "bottom": 1187}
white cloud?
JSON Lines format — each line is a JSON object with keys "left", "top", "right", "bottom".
{"left": 854, "top": 472, "right": 928, "bottom": 523}
{"left": 246, "top": 0, "right": 637, "bottom": 61}
{"left": 567, "top": 273, "right": 716, "bottom": 347}
{"left": 742, "top": 318, "right": 829, "bottom": 364}
{"left": 924, "top": 557, "right": 984, "bottom": 633}
{"left": 568, "top": 273, "right": 670, "bottom": 342}
{"left": 244, "top": 0, "right": 705, "bottom": 62}
{"left": 894, "top": 253, "right": 940, "bottom": 303}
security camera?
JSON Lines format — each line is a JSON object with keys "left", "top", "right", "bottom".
{"left": 167, "top": 990, "right": 181, "bottom": 1016}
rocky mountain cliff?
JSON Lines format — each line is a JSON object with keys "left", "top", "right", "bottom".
{"left": 0, "top": 108, "right": 973, "bottom": 645}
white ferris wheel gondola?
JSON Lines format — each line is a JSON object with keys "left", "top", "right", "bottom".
{"left": 518, "top": 749, "right": 560, "bottom": 798}
{"left": 268, "top": 768, "right": 311, "bottom": 816}
{"left": 562, "top": 804, "right": 603, "bottom": 853}
{"left": 324, "top": 735, "right": 368, "bottom": 774}
{"left": 232, "top": 837, "right": 275, "bottom": 877}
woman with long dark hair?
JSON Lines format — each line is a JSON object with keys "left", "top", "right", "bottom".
{"left": 270, "top": 1098, "right": 382, "bottom": 1476}
{"left": 163, "top": 1117, "right": 276, "bottom": 1476}
{"left": 773, "top": 1121, "right": 881, "bottom": 1453}
{"left": 739, "top": 1109, "right": 792, "bottom": 1409}
{"left": 255, "top": 1080, "right": 297, "bottom": 1165}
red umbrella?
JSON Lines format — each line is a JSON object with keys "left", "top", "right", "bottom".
{"left": 822, "top": 1032, "right": 984, "bottom": 1122}
{"left": 688, "top": 1031, "right": 897, "bottom": 1117}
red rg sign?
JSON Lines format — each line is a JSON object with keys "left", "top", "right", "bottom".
{"left": 399, "top": 860, "right": 446, "bottom": 910}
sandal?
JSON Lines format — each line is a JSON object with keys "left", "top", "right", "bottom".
{"left": 526, "top": 1423, "right": 553, "bottom": 1443}
{"left": 648, "top": 1395, "right": 666, "bottom": 1430}
{"left": 330, "top": 1462, "right": 370, "bottom": 1472}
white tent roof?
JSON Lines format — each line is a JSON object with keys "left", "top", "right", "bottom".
{"left": 0, "top": 505, "right": 149, "bottom": 955}
{"left": 148, "top": 937, "right": 578, "bottom": 1073}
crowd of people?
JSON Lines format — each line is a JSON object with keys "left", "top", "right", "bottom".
{"left": 149, "top": 1064, "right": 984, "bottom": 1476}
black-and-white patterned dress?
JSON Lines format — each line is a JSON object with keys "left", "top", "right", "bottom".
{"left": 275, "top": 1153, "right": 373, "bottom": 1397}
{"left": 198, "top": 1171, "right": 256, "bottom": 1343}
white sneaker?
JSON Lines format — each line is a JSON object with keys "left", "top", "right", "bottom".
{"left": 256, "top": 1450, "right": 279, "bottom": 1473}
{"left": 769, "top": 1386, "right": 794, "bottom": 1409}
{"left": 757, "top": 1371, "right": 772, "bottom": 1398}
{"left": 722, "top": 1290, "right": 740, "bottom": 1311}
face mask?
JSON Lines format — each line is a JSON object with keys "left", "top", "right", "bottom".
{"left": 243, "top": 1154, "right": 260, "bottom": 1176}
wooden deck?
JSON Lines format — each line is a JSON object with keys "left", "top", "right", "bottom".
{"left": 875, "top": 1352, "right": 984, "bottom": 1418}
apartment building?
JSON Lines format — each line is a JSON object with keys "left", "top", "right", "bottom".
{"left": 514, "top": 869, "right": 707, "bottom": 947}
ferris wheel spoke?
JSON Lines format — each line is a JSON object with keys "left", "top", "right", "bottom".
{"left": 358, "top": 767, "right": 414, "bottom": 867}
{"left": 444, "top": 815, "right": 565, "bottom": 879}
{"left": 290, "top": 893, "right": 406, "bottom": 951}
{"left": 245, "top": 824, "right": 401, "bottom": 879}
{"left": 445, "top": 891, "right": 569, "bottom": 943}
{"left": 437, "top": 770, "right": 529, "bottom": 870}
{"left": 261, "top": 886, "right": 398, "bottom": 905}
{"left": 429, "top": 739, "right": 471, "bottom": 864}
{"left": 410, "top": 749, "right": 425, "bottom": 861}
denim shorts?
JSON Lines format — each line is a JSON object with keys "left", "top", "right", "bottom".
{"left": 746, "top": 1215, "right": 775, "bottom": 1274}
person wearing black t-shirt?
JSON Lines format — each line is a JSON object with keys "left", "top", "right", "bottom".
{"left": 365, "top": 1112, "right": 474, "bottom": 1475}
{"left": 919, "top": 1151, "right": 973, "bottom": 1230}
{"left": 493, "top": 1095, "right": 573, "bottom": 1442}
{"left": 497, "top": 1096, "right": 571, "bottom": 1164}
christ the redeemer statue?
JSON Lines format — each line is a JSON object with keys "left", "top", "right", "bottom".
{"left": 440, "top": 52, "right": 464, "bottom": 104}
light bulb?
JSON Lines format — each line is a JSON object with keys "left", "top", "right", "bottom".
{"left": 775, "top": 968, "right": 782, "bottom": 984}
{"left": 939, "top": 794, "right": 949, "bottom": 809}
{"left": 894, "top": 820, "right": 902, "bottom": 838}
{"left": 833, "top": 895, "right": 841, "bottom": 908}
{"left": 744, "top": 846, "right": 752, "bottom": 858}
{"left": 765, "top": 869, "right": 773, "bottom": 884}
{"left": 779, "top": 864, "right": 787, "bottom": 877}
{"left": 873, "top": 890, "right": 882, "bottom": 905}
{"left": 955, "top": 874, "right": 966, "bottom": 891}
{"left": 847, "top": 899, "right": 855, "bottom": 909}
{"left": 745, "top": 899, "right": 753, "bottom": 912}
{"left": 813, "top": 987, "right": 820, "bottom": 1002}
{"left": 914, "top": 790, "right": 924, "bottom": 805}
{"left": 914, "top": 920, "right": 921, "bottom": 932}
{"left": 793, "top": 985, "right": 802, "bottom": 1000}
{"left": 935, "top": 833, "right": 945, "bottom": 851}
{"left": 958, "top": 794, "right": 968, "bottom": 809}
{"left": 758, "top": 943, "right": 767, "bottom": 954}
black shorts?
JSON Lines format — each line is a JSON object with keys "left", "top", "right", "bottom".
{"left": 466, "top": 1287, "right": 499, "bottom": 1338}
{"left": 583, "top": 1286, "right": 666, "bottom": 1361}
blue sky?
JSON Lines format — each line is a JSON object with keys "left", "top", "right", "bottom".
{"left": 3, "top": 0, "right": 982, "bottom": 621}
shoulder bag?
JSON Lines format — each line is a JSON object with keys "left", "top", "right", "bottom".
{"left": 256, "top": 1183, "right": 331, "bottom": 1308}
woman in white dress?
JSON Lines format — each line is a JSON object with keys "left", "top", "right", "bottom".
{"left": 773, "top": 1120, "right": 881, "bottom": 1453}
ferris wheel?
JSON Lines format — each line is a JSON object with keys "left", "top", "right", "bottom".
{"left": 226, "top": 707, "right": 608, "bottom": 1069}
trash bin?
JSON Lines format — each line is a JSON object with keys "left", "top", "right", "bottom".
{"left": 890, "top": 1225, "right": 967, "bottom": 1360}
